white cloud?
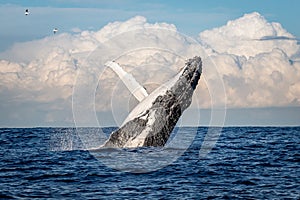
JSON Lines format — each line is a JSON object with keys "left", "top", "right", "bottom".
{"left": 199, "top": 12, "right": 299, "bottom": 58}
{"left": 0, "top": 12, "right": 300, "bottom": 126}
{"left": 199, "top": 12, "right": 300, "bottom": 108}
{"left": 214, "top": 49, "right": 300, "bottom": 107}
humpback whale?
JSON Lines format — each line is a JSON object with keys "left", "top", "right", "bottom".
{"left": 103, "top": 56, "right": 202, "bottom": 148}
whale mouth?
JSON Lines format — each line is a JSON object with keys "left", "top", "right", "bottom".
{"left": 101, "top": 56, "right": 202, "bottom": 148}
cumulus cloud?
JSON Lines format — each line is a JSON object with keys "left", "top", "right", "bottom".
{"left": 211, "top": 49, "right": 300, "bottom": 107}
{"left": 200, "top": 12, "right": 298, "bottom": 58}
{"left": 200, "top": 12, "right": 300, "bottom": 108}
{"left": 0, "top": 12, "right": 300, "bottom": 126}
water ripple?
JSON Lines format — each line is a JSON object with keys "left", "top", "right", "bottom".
{"left": 0, "top": 127, "right": 299, "bottom": 199}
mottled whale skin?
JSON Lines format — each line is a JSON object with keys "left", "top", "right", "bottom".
{"left": 103, "top": 56, "right": 202, "bottom": 148}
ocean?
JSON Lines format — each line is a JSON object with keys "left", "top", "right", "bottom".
{"left": 0, "top": 127, "right": 299, "bottom": 199}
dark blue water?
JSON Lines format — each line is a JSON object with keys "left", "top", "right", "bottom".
{"left": 0, "top": 127, "right": 299, "bottom": 199}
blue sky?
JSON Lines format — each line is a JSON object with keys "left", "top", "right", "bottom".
{"left": 0, "top": 0, "right": 300, "bottom": 127}
{"left": 1, "top": 0, "right": 300, "bottom": 51}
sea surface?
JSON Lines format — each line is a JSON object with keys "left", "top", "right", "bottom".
{"left": 0, "top": 127, "right": 299, "bottom": 199}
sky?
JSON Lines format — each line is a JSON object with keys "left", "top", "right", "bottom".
{"left": 1, "top": 0, "right": 300, "bottom": 51}
{"left": 0, "top": 0, "right": 300, "bottom": 127}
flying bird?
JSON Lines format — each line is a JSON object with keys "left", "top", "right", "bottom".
{"left": 53, "top": 28, "right": 58, "bottom": 34}
{"left": 25, "top": 9, "right": 29, "bottom": 15}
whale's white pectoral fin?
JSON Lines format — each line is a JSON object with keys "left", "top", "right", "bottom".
{"left": 105, "top": 61, "right": 149, "bottom": 102}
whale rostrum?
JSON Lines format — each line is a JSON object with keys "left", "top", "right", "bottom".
{"left": 103, "top": 56, "right": 202, "bottom": 148}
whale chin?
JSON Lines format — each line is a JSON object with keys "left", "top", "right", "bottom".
{"left": 103, "top": 56, "right": 202, "bottom": 148}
